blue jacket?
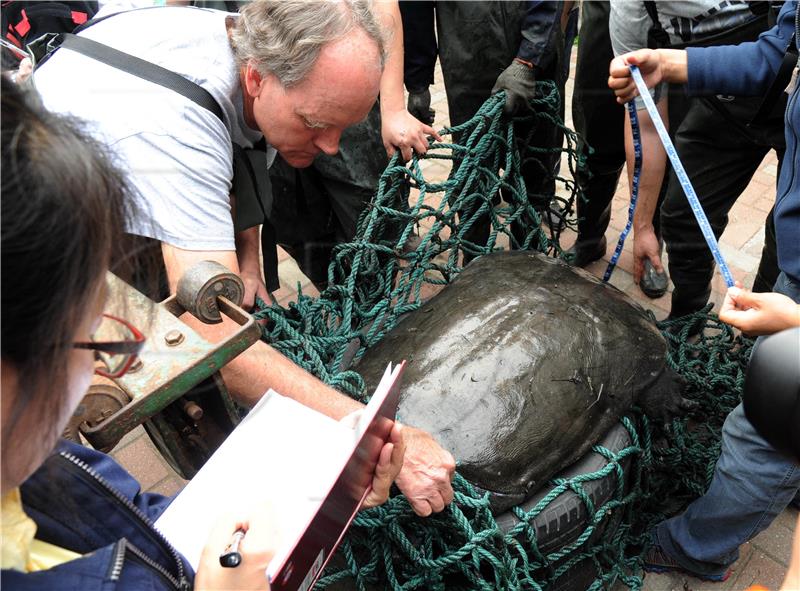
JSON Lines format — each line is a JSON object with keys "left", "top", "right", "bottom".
{"left": 1, "top": 440, "right": 194, "bottom": 590}
{"left": 687, "top": 0, "right": 800, "bottom": 284}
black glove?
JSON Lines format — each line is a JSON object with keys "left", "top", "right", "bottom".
{"left": 491, "top": 59, "right": 536, "bottom": 116}
{"left": 407, "top": 87, "right": 435, "bottom": 125}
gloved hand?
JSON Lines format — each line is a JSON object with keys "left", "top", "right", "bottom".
{"left": 491, "top": 58, "right": 536, "bottom": 116}
{"left": 407, "top": 87, "right": 435, "bottom": 125}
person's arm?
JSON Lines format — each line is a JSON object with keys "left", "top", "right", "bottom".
{"left": 491, "top": 1, "right": 562, "bottom": 116}
{"left": 719, "top": 284, "right": 800, "bottom": 336}
{"left": 609, "top": 0, "right": 797, "bottom": 102}
{"left": 234, "top": 226, "right": 269, "bottom": 310}
{"left": 161, "top": 243, "right": 455, "bottom": 516}
{"left": 624, "top": 97, "right": 669, "bottom": 283}
{"left": 373, "top": 1, "right": 440, "bottom": 161}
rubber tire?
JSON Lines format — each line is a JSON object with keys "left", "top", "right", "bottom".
{"left": 326, "top": 420, "right": 634, "bottom": 590}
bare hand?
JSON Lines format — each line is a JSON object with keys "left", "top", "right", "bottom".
{"left": 239, "top": 268, "right": 270, "bottom": 311}
{"left": 394, "top": 426, "right": 455, "bottom": 516}
{"left": 719, "top": 283, "right": 800, "bottom": 336}
{"left": 195, "top": 512, "right": 277, "bottom": 590}
{"left": 608, "top": 49, "right": 664, "bottom": 104}
{"left": 16, "top": 58, "right": 32, "bottom": 84}
{"left": 381, "top": 108, "right": 441, "bottom": 162}
{"left": 632, "top": 225, "right": 664, "bottom": 285}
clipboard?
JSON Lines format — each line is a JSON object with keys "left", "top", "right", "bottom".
{"left": 155, "top": 361, "right": 406, "bottom": 591}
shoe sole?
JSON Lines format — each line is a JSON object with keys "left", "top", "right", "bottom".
{"left": 644, "top": 563, "right": 731, "bottom": 583}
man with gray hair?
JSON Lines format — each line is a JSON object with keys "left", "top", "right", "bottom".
{"left": 33, "top": 0, "right": 456, "bottom": 517}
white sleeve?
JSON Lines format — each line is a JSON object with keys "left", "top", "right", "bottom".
{"left": 609, "top": 0, "right": 667, "bottom": 110}
{"left": 113, "top": 116, "right": 236, "bottom": 251}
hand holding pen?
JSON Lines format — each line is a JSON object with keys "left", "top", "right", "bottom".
{"left": 194, "top": 513, "right": 276, "bottom": 591}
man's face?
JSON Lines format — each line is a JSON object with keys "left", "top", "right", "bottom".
{"left": 245, "top": 29, "right": 382, "bottom": 168}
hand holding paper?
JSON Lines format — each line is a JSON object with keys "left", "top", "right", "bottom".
{"left": 362, "top": 422, "right": 405, "bottom": 509}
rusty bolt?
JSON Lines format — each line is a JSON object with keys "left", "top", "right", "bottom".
{"left": 128, "top": 358, "right": 143, "bottom": 373}
{"left": 164, "top": 329, "right": 185, "bottom": 346}
{"left": 183, "top": 401, "right": 204, "bottom": 421}
{"left": 214, "top": 281, "right": 224, "bottom": 292}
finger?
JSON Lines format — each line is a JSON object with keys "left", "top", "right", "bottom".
{"left": 385, "top": 142, "right": 396, "bottom": 158}
{"left": 649, "top": 254, "right": 664, "bottom": 274}
{"left": 410, "top": 135, "right": 429, "bottom": 156}
{"left": 364, "top": 443, "right": 395, "bottom": 507}
{"left": 729, "top": 288, "right": 759, "bottom": 309}
{"left": 410, "top": 498, "right": 433, "bottom": 517}
{"left": 400, "top": 144, "right": 414, "bottom": 163}
{"left": 422, "top": 124, "right": 442, "bottom": 142}
{"left": 242, "top": 286, "right": 256, "bottom": 311}
{"left": 633, "top": 258, "right": 644, "bottom": 284}
{"left": 427, "top": 493, "right": 446, "bottom": 514}
{"left": 440, "top": 481, "right": 455, "bottom": 506}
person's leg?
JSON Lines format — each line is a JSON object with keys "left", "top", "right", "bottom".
{"left": 269, "top": 154, "right": 336, "bottom": 289}
{"left": 568, "top": 0, "right": 625, "bottom": 265}
{"left": 399, "top": 0, "right": 437, "bottom": 92}
{"left": 436, "top": 2, "right": 520, "bottom": 262}
{"left": 650, "top": 272, "right": 800, "bottom": 577}
{"left": 662, "top": 96, "right": 772, "bottom": 317}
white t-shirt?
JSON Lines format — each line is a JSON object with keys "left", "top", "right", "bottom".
{"left": 34, "top": 6, "right": 264, "bottom": 250}
{"left": 609, "top": 0, "right": 758, "bottom": 109}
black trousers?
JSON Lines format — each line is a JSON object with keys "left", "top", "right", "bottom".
{"left": 662, "top": 95, "right": 784, "bottom": 316}
{"left": 432, "top": 2, "right": 572, "bottom": 256}
{"left": 268, "top": 103, "right": 388, "bottom": 288}
{"left": 570, "top": 0, "right": 625, "bottom": 244}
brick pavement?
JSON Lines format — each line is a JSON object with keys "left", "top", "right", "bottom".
{"left": 111, "top": 46, "right": 796, "bottom": 591}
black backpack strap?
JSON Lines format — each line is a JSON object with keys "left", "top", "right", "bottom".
{"left": 644, "top": 1, "right": 671, "bottom": 49}
{"left": 53, "top": 28, "right": 279, "bottom": 289}
{"left": 60, "top": 32, "right": 223, "bottom": 121}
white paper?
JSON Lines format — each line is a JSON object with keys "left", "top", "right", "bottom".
{"left": 154, "top": 362, "right": 401, "bottom": 576}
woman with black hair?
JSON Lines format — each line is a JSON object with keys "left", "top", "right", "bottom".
{"left": 0, "top": 75, "right": 274, "bottom": 590}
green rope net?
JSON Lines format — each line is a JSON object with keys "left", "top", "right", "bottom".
{"left": 253, "top": 83, "right": 753, "bottom": 590}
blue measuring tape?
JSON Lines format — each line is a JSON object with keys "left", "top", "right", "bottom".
{"left": 602, "top": 65, "right": 735, "bottom": 288}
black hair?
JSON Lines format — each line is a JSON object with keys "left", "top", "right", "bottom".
{"left": 1, "top": 75, "right": 135, "bottom": 445}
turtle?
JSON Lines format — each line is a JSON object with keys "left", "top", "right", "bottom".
{"left": 356, "top": 250, "right": 694, "bottom": 512}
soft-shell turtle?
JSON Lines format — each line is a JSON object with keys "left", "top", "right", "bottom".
{"left": 356, "top": 251, "right": 690, "bottom": 511}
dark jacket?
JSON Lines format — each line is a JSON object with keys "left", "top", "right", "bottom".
{"left": 1, "top": 439, "right": 194, "bottom": 590}
{"left": 686, "top": 0, "right": 800, "bottom": 283}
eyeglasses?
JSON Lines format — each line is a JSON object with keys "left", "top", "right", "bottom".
{"left": 73, "top": 314, "right": 146, "bottom": 378}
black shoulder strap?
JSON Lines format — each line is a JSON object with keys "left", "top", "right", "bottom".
{"left": 644, "top": 1, "right": 671, "bottom": 49}
{"left": 59, "top": 32, "right": 223, "bottom": 121}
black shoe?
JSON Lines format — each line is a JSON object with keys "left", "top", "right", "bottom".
{"left": 640, "top": 260, "right": 669, "bottom": 298}
{"left": 643, "top": 543, "right": 731, "bottom": 582}
{"left": 564, "top": 236, "right": 607, "bottom": 268}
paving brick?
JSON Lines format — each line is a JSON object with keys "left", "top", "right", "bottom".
{"left": 147, "top": 476, "right": 187, "bottom": 497}
{"left": 751, "top": 517, "right": 795, "bottom": 566}
{"left": 727, "top": 551, "right": 788, "bottom": 591}
{"left": 720, "top": 221, "right": 765, "bottom": 250}
{"left": 111, "top": 434, "right": 170, "bottom": 491}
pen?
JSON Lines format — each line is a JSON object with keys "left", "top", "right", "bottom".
{"left": 219, "top": 528, "right": 246, "bottom": 568}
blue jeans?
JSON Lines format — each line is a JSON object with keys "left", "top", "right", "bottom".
{"left": 655, "top": 271, "right": 800, "bottom": 577}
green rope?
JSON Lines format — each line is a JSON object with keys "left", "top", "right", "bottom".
{"left": 253, "top": 83, "right": 753, "bottom": 590}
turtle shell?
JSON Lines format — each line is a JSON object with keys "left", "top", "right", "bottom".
{"left": 356, "top": 251, "right": 667, "bottom": 510}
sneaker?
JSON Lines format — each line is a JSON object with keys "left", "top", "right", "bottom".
{"left": 564, "top": 236, "right": 607, "bottom": 268}
{"left": 644, "top": 543, "right": 731, "bottom": 583}
{"left": 640, "top": 259, "right": 669, "bottom": 298}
